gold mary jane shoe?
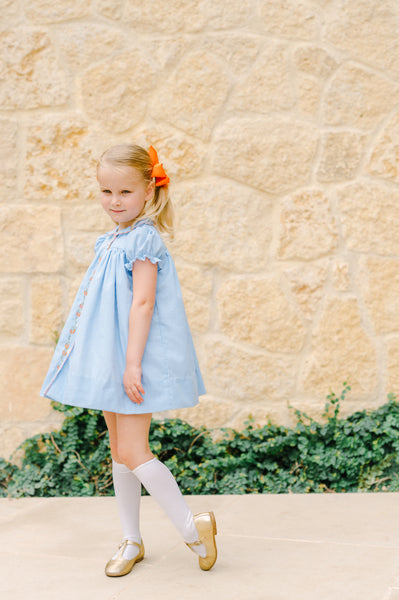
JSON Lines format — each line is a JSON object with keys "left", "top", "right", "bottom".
{"left": 105, "top": 539, "right": 145, "bottom": 577}
{"left": 186, "top": 511, "right": 217, "bottom": 571}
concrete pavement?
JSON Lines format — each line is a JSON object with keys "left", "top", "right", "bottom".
{"left": 2, "top": 493, "right": 399, "bottom": 599}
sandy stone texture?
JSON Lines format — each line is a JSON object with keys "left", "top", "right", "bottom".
{"left": 170, "top": 181, "right": 273, "bottom": 272}
{"left": 25, "top": 116, "right": 106, "bottom": 203}
{"left": 0, "top": 28, "right": 68, "bottom": 109}
{"left": 22, "top": 0, "right": 90, "bottom": 23}
{"left": 0, "top": 279, "right": 25, "bottom": 338}
{"left": 0, "top": 346, "right": 55, "bottom": 420}
{"left": 229, "top": 41, "right": 295, "bottom": 113}
{"left": 204, "top": 338, "right": 298, "bottom": 403}
{"left": 0, "top": 119, "right": 18, "bottom": 202}
{"left": 152, "top": 50, "right": 230, "bottom": 141}
{"left": 57, "top": 24, "right": 124, "bottom": 71}
{"left": 212, "top": 117, "right": 319, "bottom": 194}
{"left": 259, "top": 0, "right": 322, "bottom": 40}
{"left": 282, "top": 262, "right": 328, "bottom": 320}
{"left": 360, "top": 257, "right": 399, "bottom": 335}
{"left": 0, "top": 206, "right": 63, "bottom": 273}
{"left": 175, "top": 262, "right": 213, "bottom": 334}
{"left": 278, "top": 189, "right": 338, "bottom": 260}
{"left": 95, "top": 0, "right": 124, "bottom": 20}
{"left": 324, "top": 0, "right": 399, "bottom": 77}
{"left": 81, "top": 50, "right": 159, "bottom": 134}
{"left": 338, "top": 181, "right": 399, "bottom": 256}
{"left": 301, "top": 297, "right": 378, "bottom": 396}
{"left": 324, "top": 63, "right": 399, "bottom": 130}
{"left": 368, "top": 110, "right": 399, "bottom": 184}
{"left": 30, "top": 277, "right": 63, "bottom": 345}
{"left": 386, "top": 338, "right": 399, "bottom": 398}
{"left": 217, "top": 277, "right": 305, "bottom": 353}
{"left": 124, "top": 0, "right": 207, "bottom": 33}
{"left": 317, "top": 132, "right": 367, "bottom": 182}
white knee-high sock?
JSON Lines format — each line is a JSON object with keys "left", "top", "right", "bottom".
{"left": 133, "top": 458, "right": 206, "bottom": 557}
{"left": 112, "top": 460, "right": 142, "bottom": 560}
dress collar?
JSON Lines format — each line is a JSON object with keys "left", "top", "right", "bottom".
{"left": 108, "top": 219, "right": 154, "bottom": 237}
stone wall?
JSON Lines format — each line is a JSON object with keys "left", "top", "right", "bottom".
{"left": 2, "top": 0, "right": 399, "bottom": 458}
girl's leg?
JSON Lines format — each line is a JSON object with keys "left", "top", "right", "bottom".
{"left": 103, "top": 411, "right": 143, "bottom": 560}
{"left": 115, "top": 413, "right": 206, "bottom": 556}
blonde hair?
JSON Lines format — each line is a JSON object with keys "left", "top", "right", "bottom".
{"left": 98, "top": 144, "right": 175, "bottom": 237}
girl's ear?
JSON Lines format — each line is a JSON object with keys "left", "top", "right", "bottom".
{"left": 145, "top": 180, "right": 155, "bottom": 202}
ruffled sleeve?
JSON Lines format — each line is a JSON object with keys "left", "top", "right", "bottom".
{"left": 124, "top": 224, "right": 166, "bottom": 272}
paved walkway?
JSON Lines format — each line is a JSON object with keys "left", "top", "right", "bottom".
{"left": 1, "top": 493, "right": 399, "bottom": 599}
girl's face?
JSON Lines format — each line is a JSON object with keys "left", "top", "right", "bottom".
{"left": 98, "top": 165, "right": 154, "bottom": 229}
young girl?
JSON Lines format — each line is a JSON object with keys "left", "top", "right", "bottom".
{"left": 40, "top": 144, "right": 217, "bottom": 576}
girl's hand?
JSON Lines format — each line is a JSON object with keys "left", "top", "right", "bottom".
{"left": 123, "top": 364, "right": 145, "bottom": 404}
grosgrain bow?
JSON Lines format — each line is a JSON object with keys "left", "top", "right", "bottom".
{"left": 149, "top": 145, "right": 170, "bottom": 187}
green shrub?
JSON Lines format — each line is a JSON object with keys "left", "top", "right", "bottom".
{"left": 2, "top": 384, "right": 399, "bottom": 497}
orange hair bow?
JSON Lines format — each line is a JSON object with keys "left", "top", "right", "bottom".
{"left": 148, "top": 145, "right": 170, "bottom": 187}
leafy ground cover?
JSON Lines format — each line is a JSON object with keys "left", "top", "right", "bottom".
{"left": 2, "top": 384, "right": 399, "bottom": 496}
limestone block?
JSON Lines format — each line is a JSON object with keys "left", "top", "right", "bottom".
{"left": 124, "top": 0, "right": 207, "bottom": 33}
{"left": 0, "top": 347, "right": 55, "bottom": 421}
{"left": 317, "top": 132, "right": 367, "bottom": 182}
{"left": 324, "top": 0, "right": 399, "bottom": 77}
{"left": 205, "top": 0, "right": 252, "bottom": 30}
{"left": 0, "top": 119, "right": 18, "bottom": 202}
{"left": 23, "top": 0, "right": 90, "bottom": 22}
{"left": 132, "top": 126, "right": 206, "bottom": 181}
{"left": 332, "top": 260, "right": 351, "bottom": 292}
{"left": 67, "top": 274, "right": 86, "bottom": 308}
{"left": 0, "top": 426, "right": 27, "bottom": 461}
{"left": 204, "top": 338, "right": 297, "bottom": 402}
{"left": 211, "top": 117, "right": 318, "bottom": 194}
{"left": 259, "top": 0, "right": 321, "bottom": 41}
{"left": 1, "top": 409, "right": 65, "bottom": 461}
{"left": 175, "top": 263, "right": 213, "bottom": 297}
{"left": 360, "top": 257, "right": 399, "bottom": 334}
{"left": 386, "top": 338, "right": 399, "bottom": 397}
{"left": 368, "top": 111, "right": 399, "bottom": 184}
{"left": 25, "top": 116, "right": 107, "bottom": 203}
{"left": 229, "top": 42, "right": 294, "bottom": 113}
{"left": 81, "top": 50, "right": 158, "bottom": 134}
{"left": 66, "top": 233, "right": 98, "bottom": 271}
{"left": 323, "top": 64, "right": 399, "bottom": 130}
{"left": 217, "top": 277, "right": 305, "bottom": 353}
{"left": 63, "top": 206, "right": 111, "bottom": 233}
{"left": 0, "top": 279, "right": 25, "bottom": 337}
{"left": 30, "top": 277, "right": 63, "bottom": 345}
{"left": 301, "top": 297, "right": 378, "bottom": 395}
{"left": 294, "top": 45, "right": 338, "bottom": 79}
{"left": 278, "top": 189, "right": 338, "bottom": 260}
{"left": 169, "top": 181, "right": 273, "bottom": 272}
{"left": 153, "top": 51, "right": 230, "bottom": 141}
{"left": 139, "top": 38, "right": 189, "bottom": 72}
{"left": 338, "top": 181, "right": 399, "bottom": 256}
{"left": 0, "top": 0, "right": 22, "bottom": 27}
{"left": 282, "top": 262, "right": 328, "bottom": 320}
{"left": 58, "top": 24, "right": 124, "bottom": 71}
{"left": 95, "top": 0, "right": 123, "bottom": 20}
{"left": 202, "top": 35, "right": 259, "bottom": 77}
{"left": 0, "top": 28, "right": 68, "bottom": 109}
{"left": 175, "top": 262, "right": 212, "bottom": 333}
{"left": 296, "top": 74, "right": 323, "bottom": 117}
{"left": 164, "top": 396, "right": 235, "bottom": 431}
{"left": 0, "top": 206, "right": 63, "bottom": 273}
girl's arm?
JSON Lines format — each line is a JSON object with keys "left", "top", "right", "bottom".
{"left": 123, "top": 258, "right": 158, "bottom": 404}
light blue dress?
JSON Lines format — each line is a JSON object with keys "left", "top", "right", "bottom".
{"left": 40, "top": 221, "right": 206, "bottom": 414}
